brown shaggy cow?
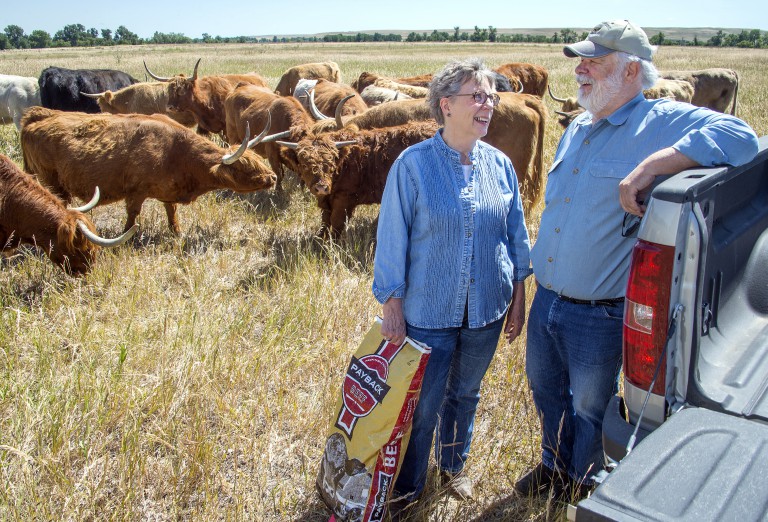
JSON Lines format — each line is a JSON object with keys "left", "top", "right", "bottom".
{"left": 297, "top": 79, "right": 368, "bottom": 121}
{"left": 224, "top": 83, "right": 315, "bottom": 188}
{"left": 394, "top": 74, "right": 434, "bottom": 87}
{"left": 274, "top": 61, "right": 342, "bottom": 96}
{"left": 307, "top": 95, "right": 547, "bottom": 213}
{"left": 145, "top": 59, "right": 270, "bottom": 134}
{"left": 274, "top": 120, "right": 440, "bottom": 237}
{"left": 660, "top": 68, "right": 739, "bottom": 115}
{"left": 0, "top": 154, "right": 136, "bottom": 275}
{"left": 643, "top": 78, "right": 694, "bottom": 103}
{"left": 82, "top": 82, "right": 197, "bottom": 128}
{"left": 21, "top": 107, "right": 276, "bottom": 235}
{"left": 351, "top": 71, "right": 382, "bottom": 93}
{"left": 494, "top": 62, "right": 549, "bottom": 97}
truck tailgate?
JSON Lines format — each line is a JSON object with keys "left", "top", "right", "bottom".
{"left": 575, "top": 407, "right": 768, "bottom": 521}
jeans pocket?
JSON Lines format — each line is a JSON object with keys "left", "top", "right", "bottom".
{"left": 600, "top": 303, "right": 625, "bottom": 320}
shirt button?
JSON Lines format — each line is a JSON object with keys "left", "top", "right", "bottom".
{"left": 565, "top": 197, "right": 571, "bottom": 203}
{"left": 467, "top": 232, "right": 472, "bottom": 237}
{"left": 584, "top": 139, "right": 590, "bottom": 145}
{"left": 573, "top": 168, "right": 579, "bottom": 174}
{"left": 470, "top": 278, "right": 475, "bottom": 283}
{"left": 547, "top": 257, "right": 553, "bottom": 262}
{"left": 546, "top": 284, "right": 552, "bottom": 289}
{"left": 555, "top": 228, "right": 560, "bottom": 233}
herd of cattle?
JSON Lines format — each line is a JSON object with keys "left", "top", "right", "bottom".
{"left": 0, "top": 59, "right": 742, "bottom": 275}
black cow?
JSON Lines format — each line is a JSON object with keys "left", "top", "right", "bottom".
{"left": 38, "top": 67, "right": 139, "bottom": 113}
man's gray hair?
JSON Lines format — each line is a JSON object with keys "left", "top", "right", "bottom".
{"left": 616, "top": 51, "right": 659, "bottom": 90}
{"left": 428, "top": 58, "right": 497, "bottom": 125}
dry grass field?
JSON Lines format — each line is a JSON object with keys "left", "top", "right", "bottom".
{"left": 0, "top": 43, "right": 766, "bottom": 521}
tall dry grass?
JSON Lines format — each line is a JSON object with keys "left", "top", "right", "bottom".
{"left": 0, "top": 43, "right": 766, "bottom": 521}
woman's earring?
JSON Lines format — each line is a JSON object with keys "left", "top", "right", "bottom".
{"left": 446, "top": 112, "right": 451, "bottom": 117}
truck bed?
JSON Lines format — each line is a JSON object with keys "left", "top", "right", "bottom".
{"left": 576, "top": 407, "right": 768, "bottom": 521}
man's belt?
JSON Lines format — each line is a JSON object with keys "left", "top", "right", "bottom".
{"left": 558, "top": 295, "right": 625, "bottom": 307}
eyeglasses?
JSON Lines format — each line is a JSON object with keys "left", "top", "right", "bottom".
{"left": 453, "top": 91, "right": 501, "bottom": 107}
{"left": 621, "top": 212, "right": 642, "bottom": 238}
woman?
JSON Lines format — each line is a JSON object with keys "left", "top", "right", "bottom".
{"left": 372, "top": 58, "right": 532, "bottom": 508}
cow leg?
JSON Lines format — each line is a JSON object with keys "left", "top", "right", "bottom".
{"left": 264, "top": 148, "right": 284, "bottom": 191}
{"left": 124, "top": 198, "right": 145, "bottom": 233}
{"left": 329, "top": 204, "right": 355, "bottom": 240}
{"left": 163, "top": 203, "right": 181, "bottom": 235}
{"left": 315, "top": 197, "right": 332, "bottom": 238}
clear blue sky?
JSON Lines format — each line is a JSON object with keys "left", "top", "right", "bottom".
{"left": 6, "top": 0, "right": 766, "bottom": 39}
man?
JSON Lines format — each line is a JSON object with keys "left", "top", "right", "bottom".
{"left": 515, "top": 20, "right": 759, "bottom": 502}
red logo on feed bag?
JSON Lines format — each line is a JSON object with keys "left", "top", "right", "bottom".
{"left": 335, "top": 339, "right": 403, "bottom": 438}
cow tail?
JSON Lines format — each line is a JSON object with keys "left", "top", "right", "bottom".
{"left": 526, "top": 102, "right": 547, "bottom": 215}
{"left": 730, "top": 71, "right": 739, "bottom": 116}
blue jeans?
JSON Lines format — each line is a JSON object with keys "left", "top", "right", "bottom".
{"left": 394, "top": 316, "right": 504, "bottom": 499}
{"left": 525, "top": 285, "right": 623, "bottom": 484}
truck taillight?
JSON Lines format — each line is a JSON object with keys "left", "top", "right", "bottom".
{"left": 623, "top": 239, "right": 675, "bottom": 395}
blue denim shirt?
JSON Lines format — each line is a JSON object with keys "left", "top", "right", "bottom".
{"left": 532, "top": 93, "right": 760, "bottom": 300}
{"left": 372, "top": 129, "right": 532, "bottom": 329}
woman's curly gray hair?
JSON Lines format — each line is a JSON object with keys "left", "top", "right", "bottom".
{"left": 428, "top": 58, "right": 497, "bottom": 125}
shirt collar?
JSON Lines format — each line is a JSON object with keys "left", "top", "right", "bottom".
{"left": 435, "top": 128, "right": 480, "bottom": 162}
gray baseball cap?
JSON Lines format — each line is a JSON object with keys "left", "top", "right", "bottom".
{"left": 564, "top": 20, "right": 654, "bottom": 61}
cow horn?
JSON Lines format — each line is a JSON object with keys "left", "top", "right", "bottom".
{"left": 144, "top": 60, "right": 170, "bottom": 82}
{"left": 77, "top": 221, "right": 138, "bottom": 248}
{"left": 246, "top": 112, "right": 272, "bottom": 148}
{"left": 222, "top": 121, "right": 251, "bottom": 164}
{"left": 515, "top": 79, "right": 524, "bottom": 93}
{"left": 275, "top": 140, "right": 299, "bottom": 150}
{"left": 334, "top": 94, "right": 355, "bottom": 130}
{"left": 308, "top": 89, "right": 331, "bottom": 121}
{"left": 334, "top": 140, "right": 357, "bottom": 149}
{"left": 191, "top": 58, "right": 201, "bottom": 82}
{"left": 548, "top": 84, "right": 568, "bottom": 103}
{"left": 70, "top": 187, "right": 100, "bottom": 212}
{"left": 555, "top": 110, "right": 570, "bottom": 117}
{"left": 260, "top": 130, "right": 292, "bottom": 143}
{"left": 80, "top": 91, "right": 105, "bottom": 99}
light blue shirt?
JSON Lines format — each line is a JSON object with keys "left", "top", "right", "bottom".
{"left": 532, "top": 93, "right": 759, "bottom": 300}
{"left": 372, "top": 129, "right": 532, "bottom": 329}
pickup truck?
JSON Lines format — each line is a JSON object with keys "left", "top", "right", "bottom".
{"left": 571, "top": 135, "right": 768, "bottom": 522}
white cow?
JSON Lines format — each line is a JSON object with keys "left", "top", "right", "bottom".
{"left": 0, "top": 74, "right": 41, "bottom": 129}
{"left": 359, "top": 84, "right": 412, "bottom": 107}
{"left": 292, "top": 78, "right": 318, "bottom": 113}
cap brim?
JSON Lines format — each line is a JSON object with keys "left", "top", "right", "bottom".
{"left": 563, "top": 41, "right": 614, "bottom": 58}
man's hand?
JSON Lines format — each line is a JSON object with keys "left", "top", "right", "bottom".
{"left": 381, "top": 297, "right": 406, "bottom": 346}
{"left": 620, "top": 147, "right": 699, "bottom": 216}
{"left": 619, "top": 165, "right": 654, "bottom": 216}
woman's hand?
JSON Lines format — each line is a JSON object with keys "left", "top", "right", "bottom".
{"left": 503, "top": 281, "right": 526, "bottom": 343}
{"left": 381, "top": 297, "right": 406, "bottom": 346}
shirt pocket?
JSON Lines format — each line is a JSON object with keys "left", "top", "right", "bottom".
{"left": 589, "top": 158, "right": 637, "bottom": 179}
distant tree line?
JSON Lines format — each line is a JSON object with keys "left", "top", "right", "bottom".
{"left": 2, "top": 23, "right": 767, "bottom": 49}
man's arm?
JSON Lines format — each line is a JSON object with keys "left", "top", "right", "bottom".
{"left": 619, "top": 147, "right": 699, "bottom": 216}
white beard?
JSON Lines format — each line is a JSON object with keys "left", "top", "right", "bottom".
{"left": 576, "top": 66, "right": 624, "bottom": 117}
